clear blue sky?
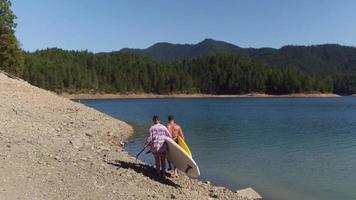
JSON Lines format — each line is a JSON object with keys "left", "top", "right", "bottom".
{"left": 12, "top": 0, "right": 356, "bottom": 52}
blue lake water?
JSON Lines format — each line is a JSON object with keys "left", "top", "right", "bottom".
{"left": 81, "top": 97, "right": 356, "bottom": 200}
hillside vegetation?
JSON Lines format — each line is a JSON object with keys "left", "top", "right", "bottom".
{"left": 2, "top": 0, "right": 356, "bottom": 95}
{"left": 23, "top": 49, "right": 333, "bottom": 95}
{"left": 121, "top": 39, "right": 356, "bottom": 76}
{"left": 120, "top": 39, "right": 356, "bottom": 95}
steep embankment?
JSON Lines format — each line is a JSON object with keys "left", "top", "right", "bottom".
{"left": 0, "top": 72, "right": 256, "bottom": 199}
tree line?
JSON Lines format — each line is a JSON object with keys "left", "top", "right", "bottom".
{"left": 1, "top": 0, "right": 356, "bottom": 95}
{"left": 22, "top": 48, "right": 336, "bottom": 95}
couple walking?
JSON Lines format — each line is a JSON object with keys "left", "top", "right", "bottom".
{"left": 145, "top": 115, "right": 185, "bottom": 179}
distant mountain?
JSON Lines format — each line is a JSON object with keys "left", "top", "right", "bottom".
{"left": 249, "top": 44, "right": 356, "bottom": 75}
{"left": 120, "top": 39, "right": 356, "bottom": 75}
{"left": 120, "top": 39, "right": 243, "bottom": 61}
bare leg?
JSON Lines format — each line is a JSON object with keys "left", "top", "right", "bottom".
{"left": 167, "top": 161, "right": 172, "bottom": 171}
{"left": 160, "top": 155, "right": 166, "bottom": 179}
{"left": 174, "top": 167, "right": 178, "bottom": 177}
{"left": 170, "top": 165, "right": 178, "bottom": 178}
{"left": 154, "top": 154, "right": 161, "bottom": 176}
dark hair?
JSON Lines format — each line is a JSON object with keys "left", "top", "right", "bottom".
{"left": 168, "top": 115, "right": 174, "bottom": 122}
{"left": 152, "top": 115, "right": 160, "bottom": 122}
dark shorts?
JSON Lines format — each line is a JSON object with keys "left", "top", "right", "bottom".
{"left": 152, "top": 143, "right": 168, "bottom": 157}
{"left": 152, "top": 150, "right": 166, "bottom": 157}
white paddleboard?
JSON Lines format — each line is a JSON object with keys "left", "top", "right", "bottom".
{"left": 165, "top": 137, "right": 200, "bottom": 178}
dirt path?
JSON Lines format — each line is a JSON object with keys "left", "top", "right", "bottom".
{"left": 0, "top": 72, "right": 255, "bottom": 200}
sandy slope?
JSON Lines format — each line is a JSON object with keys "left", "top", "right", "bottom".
{"left": 0, "top": 72, "right": 253, "bottom": 200}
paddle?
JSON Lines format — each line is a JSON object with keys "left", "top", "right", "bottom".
{"left": 135, "top": 141, "right": 152, "bottom": 160}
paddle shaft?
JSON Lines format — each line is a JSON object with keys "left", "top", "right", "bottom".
{"left": 135, "top": 142, "right": 151, "bottom": 160}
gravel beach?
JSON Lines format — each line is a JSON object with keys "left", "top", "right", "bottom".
{"left": 0, "top": 72, "right": 258, "bottom": 200}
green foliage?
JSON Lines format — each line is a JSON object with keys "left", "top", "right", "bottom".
{"left": 23, "top": 49, "right": 334, "bottom": 95}
{"left": 2, "top": 2, "right": 354, "bottom": 95}
{"left": 121, "top": 39, "right": 356, "bottom": 95}
{"left": 122, "top": 39, "right": 356, "bottom": 76}
{"left": 333, "top": 73, "right": 356, "bottom": 95}
{"left": 121, "top": 39, "right": 242, "bottom": 61}
{"left": 0, "top": 0, "right": 23, "bottom": 76}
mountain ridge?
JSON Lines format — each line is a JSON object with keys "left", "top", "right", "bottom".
{"left": 120, "top": 39, "right": 356, "bottom": 75}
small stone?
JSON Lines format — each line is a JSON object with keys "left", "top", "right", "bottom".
{"left": 205, "top": 181, "right": 211, "bottom": 185}
{"left": 69, "top": 138, "right": 84, "bottom": 149}
{"left": 236, "top": 187, "right": 262, "bottom": 200}
{"left": 85, "top": 133, "right": 93, "bottom": 137}
{"left": 170, "top": 193, "right": 176, "bottom": 199}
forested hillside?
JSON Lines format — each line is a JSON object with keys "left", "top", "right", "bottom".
{"left": 2, "top": 0, "right": 356, "bottom": 96}
{"left": 122, "top": 39, "right": 356, "bottom": 76}
{"left": 23, "top": 49, "right": 334, "bottom": 95}
{"left": 120, "top": 39, "right": 241, "bottom": 61}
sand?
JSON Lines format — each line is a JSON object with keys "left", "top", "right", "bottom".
{"left": 0, "top": 72, "right": 258, "bottom": 199}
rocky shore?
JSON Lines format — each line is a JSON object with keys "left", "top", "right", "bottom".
{"left": 62, "top": 92, "right": 340, "bottom": 100}
{"left": 0, "top": 72, "right": 260, "bottom": 200}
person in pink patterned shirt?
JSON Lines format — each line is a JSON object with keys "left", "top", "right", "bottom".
{"left": 145, "top": 115, "right": 172, "bottom": 178}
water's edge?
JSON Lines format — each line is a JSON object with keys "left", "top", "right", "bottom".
{"left": 78, "top": 100, "right": 263, "bottom": 199}
{"left": 81, "top": 97, "right": 356, "bottom": 200}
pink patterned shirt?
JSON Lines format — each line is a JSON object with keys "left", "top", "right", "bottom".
{"left": 146, "top": 123, "right": 172, "bottom": 153}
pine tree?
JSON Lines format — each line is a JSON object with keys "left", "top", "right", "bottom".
{"left": 0, "top": 0, "right": 23, "bottom": 76}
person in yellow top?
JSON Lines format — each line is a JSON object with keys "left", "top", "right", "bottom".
{"left": 167, "top": 115, "right": 185, "bottom": 177}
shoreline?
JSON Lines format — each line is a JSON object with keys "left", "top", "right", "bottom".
{"left": 1, "top": 72, "right": 259, "bottom": 199}
{"left": 61, "top": 92, "right": 340, "bottom": 100}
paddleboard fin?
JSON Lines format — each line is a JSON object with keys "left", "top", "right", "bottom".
{"left": 185, "top": 165, "right": 193, "bottom": 173}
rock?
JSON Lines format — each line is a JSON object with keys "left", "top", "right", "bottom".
{"left": 205, "top": 180, "right": 211, "bottom": 185}
{"left": 213, "top": 186, "right": 226, "bottom": 191}
{"left": 170, "top": 193, "right": 176, "bottom": 199}
{"left": 236, "top": 188, "right": 262, "bottom": 200}
{"left": 209, "top": 193, "right": 218, "bottom": 199}
{"left": 85, "top": 133, "right": 93, "bottom": 137}
{"left": 69, "top": 138, "right": 84, "bottom": 149}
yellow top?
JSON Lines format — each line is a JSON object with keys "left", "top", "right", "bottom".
{"left": 177, "top": 136, "right": 192, "bottom": 157}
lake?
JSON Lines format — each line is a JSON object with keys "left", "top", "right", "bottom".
{"left": 81, "top": 97, "right": 356, "bottom": 200}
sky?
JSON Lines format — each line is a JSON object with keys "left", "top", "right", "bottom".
{"left": 12, "top": 0, "right": 356, "bottom": 52}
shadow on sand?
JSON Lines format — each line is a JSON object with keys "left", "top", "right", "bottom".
{"left": 106, "top": 160, "right": 181, "bottom": 188}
